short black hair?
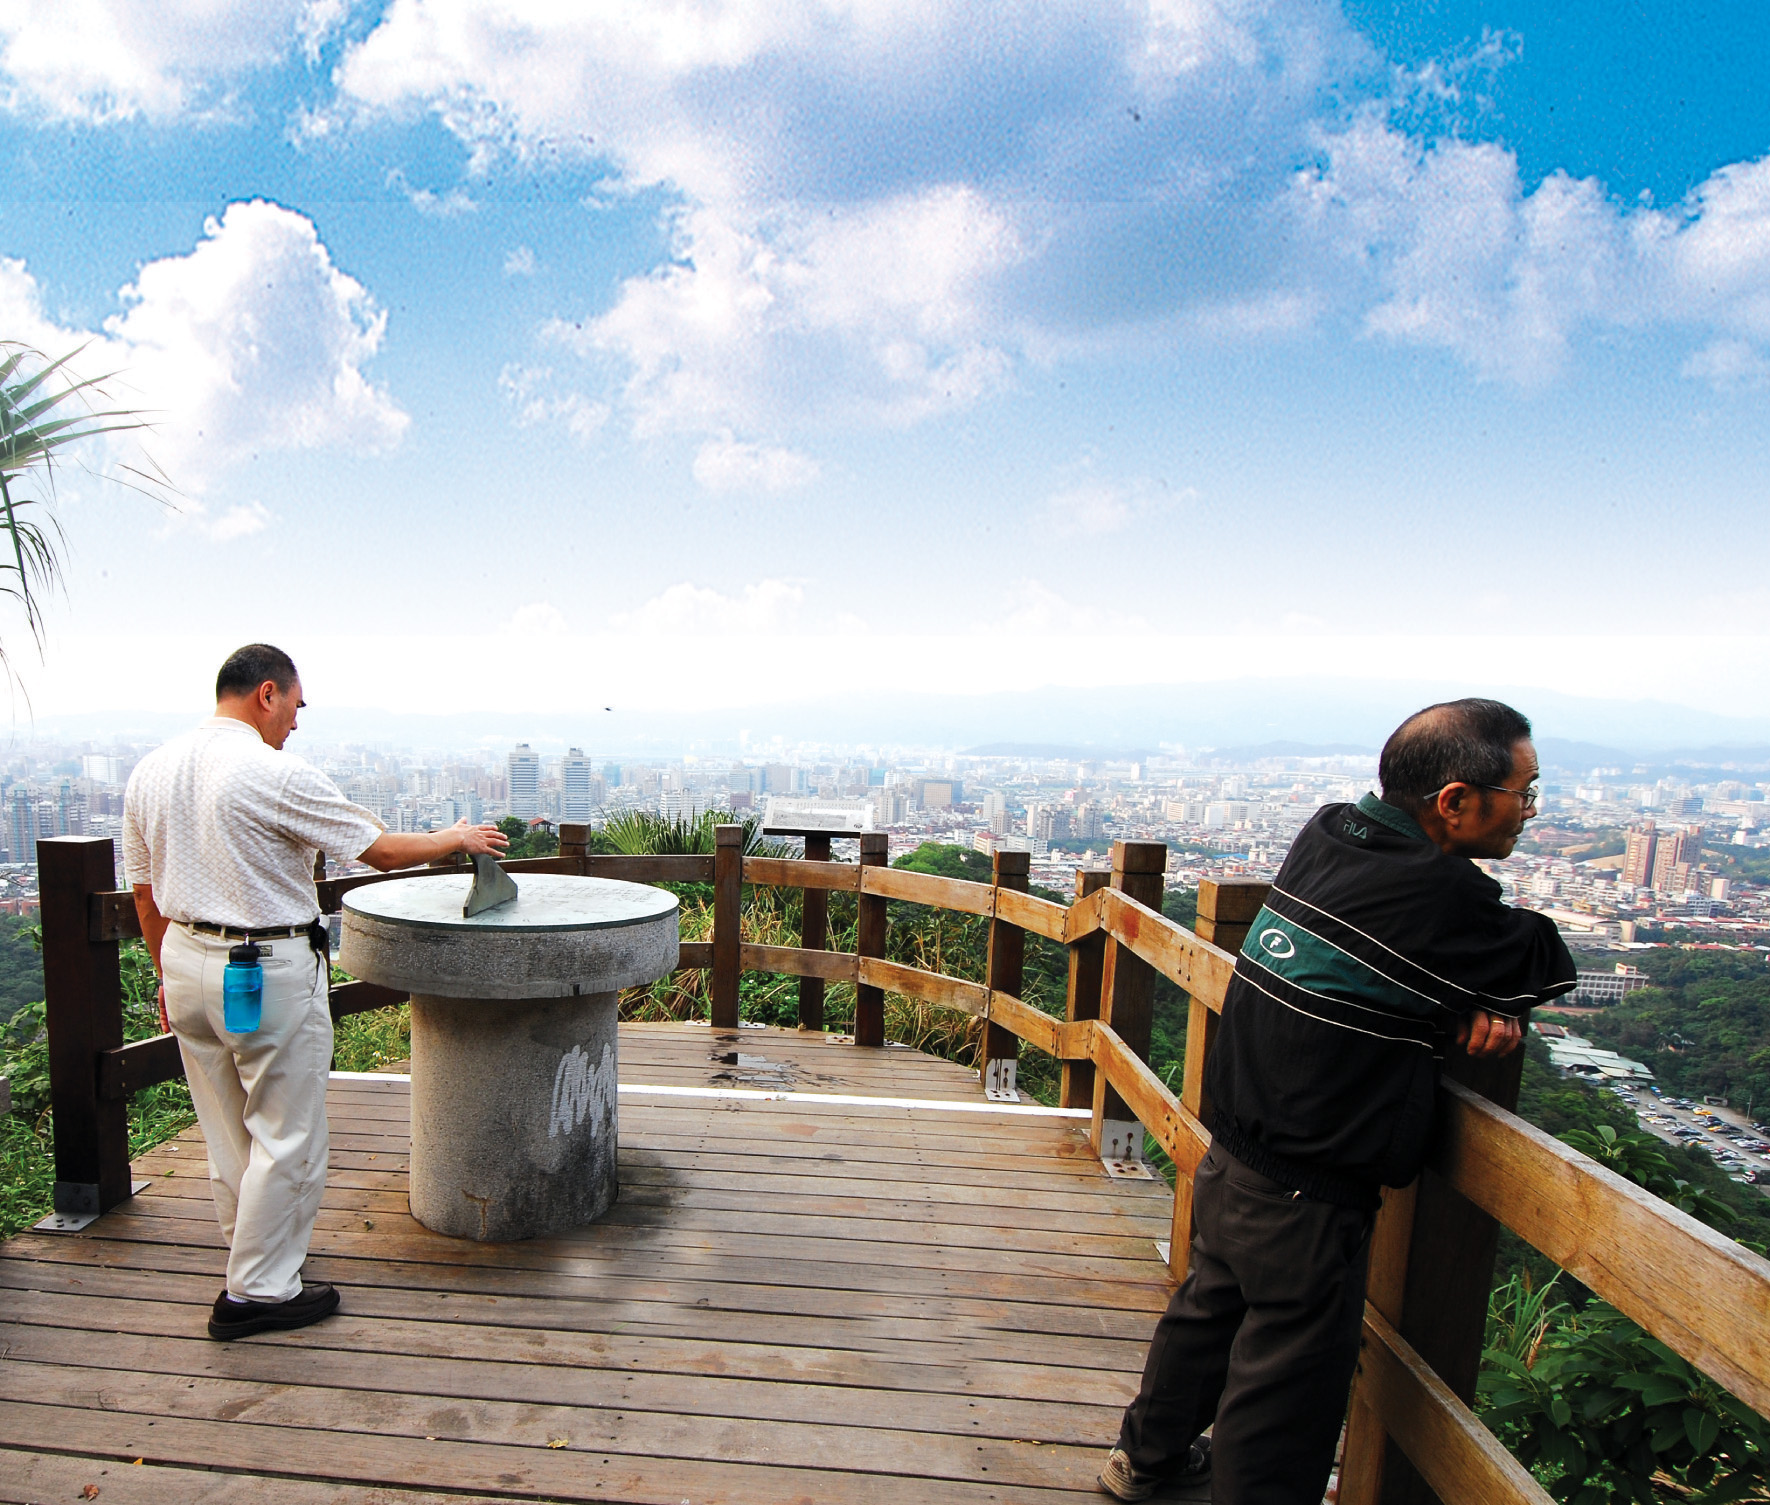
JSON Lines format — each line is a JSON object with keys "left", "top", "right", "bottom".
{"left": 1379, "top": 698, "right": 1532, "bottom": 813}
{"left": 215, "top": 643, "right": 298, "bottom": 701}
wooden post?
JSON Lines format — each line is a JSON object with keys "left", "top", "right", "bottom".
{"left": 558, "top": 821, "right": 591, "bottom": 871}
{"left": 39, "top": 837, "right": 132, "bottom": 1218}
{"left": 1171, "top": 878, "right": 1270, "bottom": 1268}
{"left": 711, "top": 824, "right": 743, "bottom": 1029}
{"left": 799, "top": 833, "right": 832, "bottom": 1031}
{"left": 1061, "top": 868, "right": 1110, "bottom": 1110}
{"left": 1093, "top": 840, "right": 1167, "bottom": 1161}
{"left": 1377, "top": 1040, "right": 1531, "bottom": 1505}
{"left": 853, "top": 832, "right": 889, "bottom": 1048}
{"left": 1337, "top": 1180, "right": 1419, "bottom": 1505}
{"left": 980, "top": 850, "right": 1029, "bottom": 1098}
{"left": 1180, "top": 880, "right": 1268, "bottom": 1132}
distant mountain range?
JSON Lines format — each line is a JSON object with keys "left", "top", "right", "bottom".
{"left": 11, "top": 679, "right": 1770, "bottom": 768}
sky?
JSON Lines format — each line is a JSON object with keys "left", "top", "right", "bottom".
{"left": 0, "top": 0, "right": 1766, "bottom": 741}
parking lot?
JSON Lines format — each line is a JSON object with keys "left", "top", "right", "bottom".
{"left": 1600, "top": 1082, "right": 1770, "bottom": 1189}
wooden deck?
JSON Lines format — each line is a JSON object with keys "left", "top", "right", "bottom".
{"left": 0, "top": 1023, "right": 1188, "bottom": 1504}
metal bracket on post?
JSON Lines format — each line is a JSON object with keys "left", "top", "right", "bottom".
{"left": 983, "top": 1056, "right": 1019, "bottom": 1102}
{"left": 37, "top": 1176, "right": 149, "bottom": 1232}
{"left": 1100, "top": 1118, "right": 1155, "bottom": 1179}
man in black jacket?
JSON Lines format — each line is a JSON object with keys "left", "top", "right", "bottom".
{"left": 1099, "top": 699, "right": 1575, "bottom": 1503}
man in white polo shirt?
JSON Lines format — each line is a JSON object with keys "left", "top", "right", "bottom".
{"left": 124, "top": 643, "right": 508, "bottom": 1339}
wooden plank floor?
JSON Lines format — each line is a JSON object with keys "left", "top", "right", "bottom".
{"left": 0, "top": 1023, "right": 1189, "bottom": 1504}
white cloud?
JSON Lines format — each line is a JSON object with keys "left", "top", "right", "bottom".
{"left": 559, "top": 189, "right": 1021, "bottom": 438}
{"left": 692, "top": 435, "right": 819, "bottom": 494}
{"left": 503, "top": 246, "right": 537, "bottom": 277}
{"left": 104, "top": 200, "right": 409, "bottom": 479}
{"left": 497, "top": 363, "right": 608, "bottom": 438}
{"left": 1293, "top": 114, "right": 1646, "bottom": 384}
{"left": 386, "top": 168, "right": 478, "bottom": 218}
{"left": 1294, "top": 116, "right": 1770, "bottom": 385}
{"left": 150, "top": 497, "right": 276, "bottom": 542}
{"left": 0, "top": 200, "right": 407, "bottom": 490}
{"left": 295, "top": 0, "right": 349, "bottom": 65}
{"left": 1681, "top": 339, "right": 1770, "bottom": 390}
{"left": 205, "top": 500, "right": 273, "bottom": 541}
{"left": 1042, "top": 476, "right": 1189, "bottom": 536}
{"left": 0, "top": 0, "right": 315, "bottom": 122}
{"left": 995, "top": 580, "right": 1151, "bottom": 636}
{"left": 1665, "top": 156, "right": 1770, "bottom": 339}
{"left": 330, "top": 2, "right": 1342, "bottom": 438}
{"left": 611, "top": 579, "right": 805, "bottom": 633}
{"left": 501, "top": 601, "right": 569, "bottom": 635}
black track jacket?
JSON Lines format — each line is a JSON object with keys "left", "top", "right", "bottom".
{"left": 1205, "top": 793, "right": 1576, "bottom": 1207}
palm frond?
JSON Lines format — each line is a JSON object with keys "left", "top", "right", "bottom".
{"left": 0, "top": 341, "right": 171, "bottom": 679}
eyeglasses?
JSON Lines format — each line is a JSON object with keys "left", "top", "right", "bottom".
{"left": 1465, "top": 782, "right": 1540, "bottom": 809}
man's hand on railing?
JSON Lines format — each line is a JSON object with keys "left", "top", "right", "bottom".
{"left": 358, "top": 820, "right": 510, "bottom": 873}
{"left": 1455, "top": 1008, "right": 1523, "bottom": 1058}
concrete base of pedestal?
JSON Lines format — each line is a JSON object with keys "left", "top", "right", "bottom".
{"left": 407, "top": 991, "right": 619, "bottom": 1241}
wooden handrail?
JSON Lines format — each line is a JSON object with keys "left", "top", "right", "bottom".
{"left": 858, "top": 863, "right": 998, "bottom": 916}
{"left": 1356, "top": 1306, "right": 1554, "bottom": 1505}
{"left": 739, "top": 943, "right": 858, "bottom": 983}
{"left": 1433, "top": 1079, "right": 1770, "bottom": 1417}
{"left": 1094, "top": 886, "right": 1238, "bottom": 1008}
{"left": 994, "top": 884, "right": 1068, "bottom": 942}
{"left": 741, "top": 856, "right": 860, "bottom": 892}
{"left": 1089, "top": 1020, "right": 1210, "bottom": 1177}
{"left": 857, "top": 956, "right": 989, "bottom": 1016}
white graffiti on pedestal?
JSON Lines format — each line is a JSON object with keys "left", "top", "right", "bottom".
{"left": 549, "top": 1041, "right": 615, "bottom": 1140}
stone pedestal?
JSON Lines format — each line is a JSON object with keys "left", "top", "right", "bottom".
{"left": 339, "top": 874, "right": 678, "bottom": 1241}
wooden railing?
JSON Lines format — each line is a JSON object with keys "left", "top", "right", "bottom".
{"left": 32, "top": 830, "right": 1770, "bottom": 1505}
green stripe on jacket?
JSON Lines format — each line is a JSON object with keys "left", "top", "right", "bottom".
{"left": 1237, "top": 905, "right": 1432, "bottom": 1018}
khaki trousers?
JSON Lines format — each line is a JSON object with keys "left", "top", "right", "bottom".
{"left": 161, "top": 923, "right": 333, "bottom": 1303}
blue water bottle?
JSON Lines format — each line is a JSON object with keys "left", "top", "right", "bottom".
{"left": 223, "top": 941, "right": 263, "bottom": 1033}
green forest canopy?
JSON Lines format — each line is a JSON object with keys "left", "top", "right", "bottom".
{"left": 1558, "top": 947, "right": 1770, "bottom": 1123}
{"left": 0, "top": 916, "right": 41, "bottom": 1030}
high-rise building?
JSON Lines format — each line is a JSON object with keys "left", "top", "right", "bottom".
{"left": 81, "top": 755, "right": 123, "bottom": 784}
{"left": 762, "top": 764, "right": 799, "bottom": 795}
{"left": 507, "top": 744, "right": 541, "bottom": 818}
{"left": 1621, "top": 823, "right": 1657, "bottom": 887}
{"left": 561, "top": 748, "right": 597, "bottom": 821}
{"left": 7, "top": 787, "right": 40, "bottom": 864}
{"left": 1651, "top": 825, "right": 1702, "bottom": 892}
{"left": 54, "top": 781, "right": 86, "bottom": 837}
{"left": 602, "top": 762, "right": 623, "bottom": 788}
{"left": 869, "top": 787, "right": 906, "bottom": 825}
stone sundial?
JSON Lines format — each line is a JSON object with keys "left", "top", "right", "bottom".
{"left": 340, "top": 866, "right": 678, "bottom": 1242}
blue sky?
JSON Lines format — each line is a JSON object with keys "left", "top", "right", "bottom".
{"left": 0, "top": 1, "right": 1766, "bottom": 734}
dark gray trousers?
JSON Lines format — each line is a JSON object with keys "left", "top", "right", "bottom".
{"left": 1117, "top": 1145, "right": 1374, "bottom": 1504}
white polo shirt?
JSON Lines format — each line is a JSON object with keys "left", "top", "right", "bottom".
{"left": 122, "top": 717, "right": 385, "bottom": 928}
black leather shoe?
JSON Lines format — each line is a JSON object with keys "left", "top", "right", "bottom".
{"left": 208, "top": 1281, "right": 340, "bottom": 1340}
